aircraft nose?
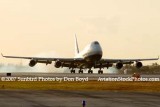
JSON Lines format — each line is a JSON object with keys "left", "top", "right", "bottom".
{"left": 90, "top": 41, "right": 102, "bottom": 54}
{"left": 93, "top": 41, "right": 99, "bottom": 45}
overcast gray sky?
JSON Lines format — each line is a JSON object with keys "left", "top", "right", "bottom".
{"left": 0, "top": 0, "right": 159, "bottom": 64}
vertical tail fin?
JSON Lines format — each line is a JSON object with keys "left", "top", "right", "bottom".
{"left": 74, "top": 34, "right": 79, "bottom": 56}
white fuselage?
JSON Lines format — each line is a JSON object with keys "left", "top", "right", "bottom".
{"left": 75, "top": 41, "right": 103, "bottom": 62}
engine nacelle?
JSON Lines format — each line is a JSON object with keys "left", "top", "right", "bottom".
{"left": 136, "top": 62, "right": 143, "bottom": 68}
{"left": 116, "top": 62, "right": 123, "bottom": 69}
{"left": 29, "top": 60, "right": 37, "bottom": 67}
{"left": 54, "top": 61, "right": 62, "bottom": 68}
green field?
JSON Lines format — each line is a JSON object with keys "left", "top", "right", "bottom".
{"left": 0, "top": 81, "right": 160, "bottom": 92}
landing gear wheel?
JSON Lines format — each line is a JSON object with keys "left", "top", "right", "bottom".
{"left": 88, "top": 70, "right": 93, "bottom": 74}
{"left": 98, "top": 70, "right": 103, "bottom": 74}
{"left": 71, "top": 70, "right": 75, "bottom": 73}
{"left": 79, "top": 70, "right": 83, "bottom": 74}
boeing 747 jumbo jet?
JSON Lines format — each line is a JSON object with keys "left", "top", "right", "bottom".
{"left": 2, "top": 36, "right": 159, "bottom": 74}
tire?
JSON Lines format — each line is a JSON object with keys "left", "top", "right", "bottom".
{"left": 98, "top": 70, "right": 103, "bottom": 74}
{"left": 71, "top": 70, "right": 75, "bottom": 73}
{"left": 79, "top": 70, "right": 83, "bottom": 74}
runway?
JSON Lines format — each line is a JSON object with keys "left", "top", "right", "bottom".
{"left": 0, "top": 73, "right": 160, "bottom": 80}
{"left": 0, "top": 90, "right": 159, "bottom": 107}
{"left": 0, "top": 73, "right": 160, "bottom": 107}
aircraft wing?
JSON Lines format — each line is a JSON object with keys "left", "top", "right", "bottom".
{"left": 1, "top": 53, "right": 84, "bottom": 62}
{"left": 1, "top": 53, "right": 159, "bottom": 69}
{"left": 101, "top": 57, "right": 159, "bottom": 63}
{"left": 93, "top": 57, "right": 159, "bottom": 69}
{"left": 1, "top": 53, "right": 86, "bottom": 68}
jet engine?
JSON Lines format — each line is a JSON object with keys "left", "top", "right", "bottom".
{"left": 54, "top": 61, "right": 62, "bottom": 68}
{"left": 136, "top": 62, "right": 143, "bottom": 68}
{"left": 29, "top": 60, "right": 37, "bottom": 67}
{"left": 116, "top": 62, "right": 123, "bottom": 69}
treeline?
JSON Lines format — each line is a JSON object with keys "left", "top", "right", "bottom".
{"left": 120, "top": 63, "right": 160, "bottom": 74}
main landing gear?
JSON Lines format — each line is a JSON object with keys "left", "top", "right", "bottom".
{"left": 70, "top": 69, "right": 75, "bottom": 73}
{"left": 79, "top": 70, "right": 83, "bottom": 74}
{"left": 71, "top": 69, "right": 84, "bottom": 73}
{"left": 88, "top": 70, "right": 93, "bottom": 74}
{"left": 98, "top": 70, "right": 103, "bottom": 74}
{"left": 70, "top": 69, "right": 103, "bottom": 74}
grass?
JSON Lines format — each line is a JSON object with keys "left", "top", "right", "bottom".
{"left": 0, "top": 81, "right": 160, "bottom": 92}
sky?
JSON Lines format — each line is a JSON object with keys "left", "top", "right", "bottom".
{"left": 0, "top": 0, "right": 160, "bottom": 65}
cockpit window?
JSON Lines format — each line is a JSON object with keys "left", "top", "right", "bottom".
{"left": 94, "top": 41, "right": 99, "bottom": 45}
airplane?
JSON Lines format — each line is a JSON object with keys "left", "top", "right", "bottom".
{"left": 1, "top": 35, "right": 159, "bottom": 74}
